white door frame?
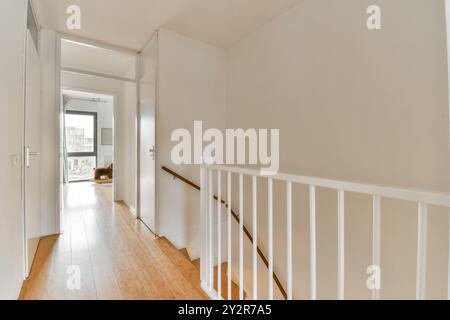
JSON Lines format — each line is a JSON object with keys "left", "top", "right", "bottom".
{"left": 136, "top": 30, "right": 159, "bottom": 235}
{"left": 55, "top": 33, "right": 140, "bottom": 233}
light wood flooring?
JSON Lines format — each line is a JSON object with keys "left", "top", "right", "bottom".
{"left": 19, "top": 182, "right": 208, "bottom": 300}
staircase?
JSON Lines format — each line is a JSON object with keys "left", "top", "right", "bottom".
{"left": 162, "top": 166, "right": 287, "bottom": 300}
{"left": 156, "top": 237, "right": 202, "bottom": 290}
{"left": 158, "top": 237, "right": 245, "bottom": 300}
{"left": 161, "top": 165, "right": 450, "bottom": 300}
{"left": 198, "top": 164, "right": 450, "bottom": 300}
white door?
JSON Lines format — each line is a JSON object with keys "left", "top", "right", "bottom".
{"left": 24, "top": 30, "right": 41, "bottom": 275}
{"left": 139, "top": 35, "right": 158, "bottom": 232}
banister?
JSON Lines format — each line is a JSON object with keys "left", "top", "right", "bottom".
{"left": 202, "top": 165, "right": 450, "bottom": 208}
{"left": 161, "top": 165, "right": 288, "bottom": 300}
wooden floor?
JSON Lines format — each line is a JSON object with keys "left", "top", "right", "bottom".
{"left": 19, "top": 182, "right": 208, "bottom": 300}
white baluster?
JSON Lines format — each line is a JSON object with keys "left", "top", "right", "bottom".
{"left": 252, "top": 176, "right": 258, "bottom": 300}
{"left": 227, "top": 172, "right": 232, "bottom": 300}
{"left": 416, "top": 202, "right": 428, "bottom": 300}
{"left": 217, "top": 170, "right": 222, "bottom": 298}
{"left": 209, "top": 169, "right": 214, "bottom": 289}
{"left": 287, "top": 181, "right": 293, "bottom": 300}
{"left": 200, "top": 167, "right": 208, "bottom": 288}
{"left": 268, "top": 178, "right": 274, "bottom": 300}
{"left": 372, "top": 195, "right": 381, "bottom": 300}
{"left": 239, "top": 174, "right": 244, "bottom": 300}
{"left": 337, "top": 190, "right": 345, "bottom": 300}
{"left": 309, "top": 185, "right": 317, "bottom": 300}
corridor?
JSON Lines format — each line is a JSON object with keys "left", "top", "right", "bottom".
{"left": 19, "top": 183, "right": 207, "bottom": 300}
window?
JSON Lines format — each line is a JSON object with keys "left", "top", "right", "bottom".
{"left": 65, "top": 111, "right": 97, "bottom": 182}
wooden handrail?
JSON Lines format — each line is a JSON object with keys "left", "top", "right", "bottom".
{"left": 161, "top": 166, "right": 288, "bottom": 300}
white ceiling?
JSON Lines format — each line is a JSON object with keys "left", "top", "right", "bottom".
{"left": 32, "top": 0, "right": 302, "bottom": 51}
{"left": 61, "top": 39, "right": 136, "bottom": 78}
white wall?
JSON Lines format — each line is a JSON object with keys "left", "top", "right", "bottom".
{"left": 157, "top": 29, "right": 227, "bottom": 257}
{"left": 65, "top": 99, "right": 114, "bottom": 168}
{"left": 0, "top": 0, "right": 27, "bottom": 299}
{"left": 122, "top": 81, "right": 137, "bottom": 212}
{"left": 226, "top": 0, "right": 450, "bottom": 299}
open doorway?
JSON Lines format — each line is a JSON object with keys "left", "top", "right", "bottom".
{"left": 56, "top": 35, "right": 144, "bottom": 236}
{"left": 62, "top": 90, "right": 115, "bottom": 184}
{"left": 60, "top": 90, "right": 116, "bottom": 231}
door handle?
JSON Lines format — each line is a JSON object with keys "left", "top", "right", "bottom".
{"left": 149, "top": 146, "right": 156, "bottom": 161}
{"left": 26, "top": 146, "right": 40, "bottom": 168}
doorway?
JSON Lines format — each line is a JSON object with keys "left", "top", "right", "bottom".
{"left": 62, "top": 90, "right": 115, "bottom": 185}
{"left": 60, "top": 90, "right": 115, "bottom": 235}
{"left": 56, "top": 34, "right": 156, "bottom": 235}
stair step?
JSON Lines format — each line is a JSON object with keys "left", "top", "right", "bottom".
{"left": 179, "top": 248, "right": 190, "bottom": 260}
{"left": 191, "top": 259, "right": 243, "bottom": 300}
{"left": 213, "top": 263, "right": 244, "bottom": 300}
{"left": 158, "top": 237, "right": 245, "bottom": 300}
{"left": 192, "top": 259, "right": 200, "bottom": 269}
{"left": 138, "top": 236, "right": 207, "bottom": 299}
{"left": 156, "top": 238, "right": 201, "bottom": 287}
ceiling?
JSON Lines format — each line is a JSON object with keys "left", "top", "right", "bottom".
{"left": 32, "top": 0, "right": 302, "bottom": 51}
{"left": 61, "top": 39, "right": 136, "bottom": 78}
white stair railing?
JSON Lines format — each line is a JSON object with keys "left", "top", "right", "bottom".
{"left": 199, "top": 164, "right": 450, "bottom": 300}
